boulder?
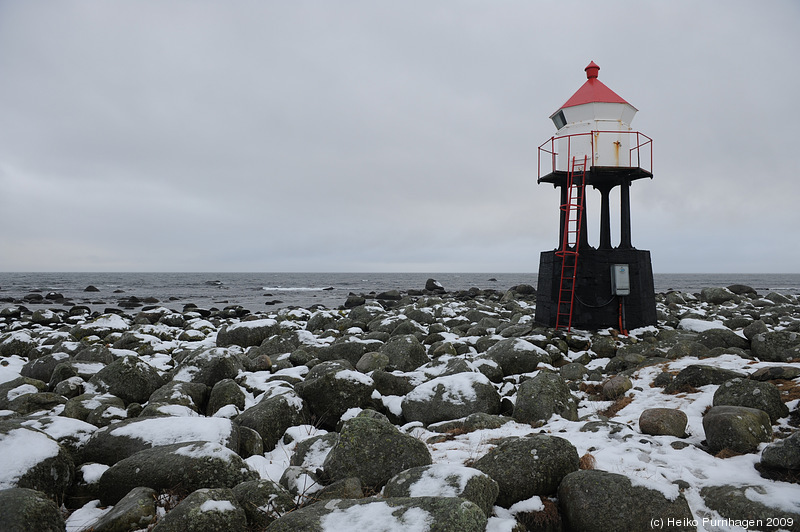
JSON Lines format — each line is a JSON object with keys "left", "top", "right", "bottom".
{"left": 355, "top": 351, "right": 390, "bottom": 372}
{"left": 703, "top": 405, "right": 772, "bottom": 454}
{"left": 88, "top": 355, "right": 164, "bottom": 405}
{"left": 62, "top": 393, "right": 126, "bottom": 423}
{"left": 558, "top": 469, "right": 694, "bottom": 532}
{"left": 322, "top": 414, "right": 432, "bottom": 490}
{"left": 98, "top": 441, "right": 258, "bottom": 505}
{"left": 70, "top": 313, "right": 130, "bottom": 340}
{"left": 235, "top": 391, "right": 308, "bottom": 451}
{"left": 513, "top": 372, "right": 578, "bottom": 423}
{"left": 664, "top": 364, "right": 746, "bottom": 393}
{"left": 0, "top": 330, "right": 37, "bottom": 357}
{"left": 713, "top": 378, "right": 789, "bottom": 423}
{"left": 290, "top": 433, "right": 340, "bottom": 469}
{"left": 216, "top": 318, "right": 280, "bottom": 348}
{"left": 760, "top": 431, "right": 800, "bottom": 470}
{"left": 401, "top": 372, "right": 501, "bottom": 426}
{"left": 384, "top": 464, "right": 499, "bottom": 517}
{"left": 295, "top": 367, "right": 375, "bottom": 429}
{"left": 0, "top": 487, "right": 66, "bottom": 532}
{"left": 0, "top": 376, "right": 47, "bottom": 410}
{"left": 602, "top": 375, "right": 633, "bottom": 400}
{"left": 172, "top": 347, "right": 245, "bottom": 388}
{"left": 264, "top": 497, "right": 487, "bottom": 532}
{"left": 377, "top": 334, "right": 430, "bottom": 371}
{"left": 750, "top": 366, "right": 800, "bottom": 381}
{"left": 639, "top": 408, "right": 688, "bottom": 438}
{"left": 20, "top": 352, "right": 71, "bottom": 383}
{"left": 317, "top": 338, "right": 375, "bottom": 366}
{"left": 0, "top": 423, "right": 74, "bottom": 503}
{"left": 7, "top": 392, "right": 67, "bottom": 415}
{"left": 81, "top": 416, "right": 240, "bottom": 465}
{"left": 701, "top": 287, "right": 738, "bottom": 304}
{"left": 751, "top": 331, "right": 800, "bottom": 362}
{"left": 232, "top": 479, "right": 295, "bottom": 529}
{"left": 152, "top": 487, "right": 247, "bottom": 532}
{"left": 696, "top": 328, "right": 750, "bottom": 350}
{"left": 480, "top": 338, "right": 550, "bottom": 376}
{"left": 90, "top": 486, "right": 157, "bottom": 532}
{"left": 472, "top": 434, "right": 578, "bottom": 506}
{"left": 700, "top": 485, "right": 800, "bottom": 532}
{"left": 206, "top": 378, "right": 246, "bottom": 416}
{"left": 147, "top": 381, "right": 210, "bottom": 414}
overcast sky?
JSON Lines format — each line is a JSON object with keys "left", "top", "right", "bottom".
{"left": 1, "top": 1, "right": 798, "bottom": 273}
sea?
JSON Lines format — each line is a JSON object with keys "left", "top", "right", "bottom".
{"left": 1, "top": 272, "right": 799, "bottom": 314}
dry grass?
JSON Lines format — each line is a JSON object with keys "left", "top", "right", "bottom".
{"left": 579, "top": 382, "right": 604, "bottom": 399}
{"left": 773, "top": 378, "right": 800, "bottom": 403}
{"left": 516, "top": 498, "right": 562, "bottom": 531}
{"left": 715, "top": 448, "right": 745, "bottom": 459}
{"left": 579, "top": 452, "right": 597, "bottom": 470}
{"left": 598, "top": 396, "right": 633, "bottom": 418}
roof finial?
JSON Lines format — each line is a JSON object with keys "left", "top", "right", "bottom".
{"left": 585, "top": 61, "right": 600, "bottom": 79}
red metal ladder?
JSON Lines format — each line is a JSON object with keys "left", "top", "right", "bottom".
{"left": 555, "top": 156, "right": 587, "bottom": 331}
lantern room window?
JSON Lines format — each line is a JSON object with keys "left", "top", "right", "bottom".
{"left": 552, "top": 110, "right": 566, "bottom": 130}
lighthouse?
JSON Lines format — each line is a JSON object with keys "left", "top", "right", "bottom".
{"left": 535, "top": 62, "right": 657, "bottom": 331}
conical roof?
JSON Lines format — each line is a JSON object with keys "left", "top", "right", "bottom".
{"left": 557, "top": 61, "right": 634, "bottom": 110}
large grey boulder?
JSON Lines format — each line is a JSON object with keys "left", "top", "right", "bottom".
{"left": 295, "top": 366, "right": 375, "bottom": 429}
{"left": 317, "top": 337, "right": 376, "bottom": 366}
{"left": 712, "top": 378, "right": 789, "bottom": 423}
{"left": 232, "top": 479, "right": 295, "bottom": 529}
{"left": 216, "top": 318, "right": 280, "bottom": 348}
{"left": 235, "top": 391, "right": 308, "bottom": 451}
{"left": 480, "top": 338, "right": 550, "bottom": 376}
{"left": 0, "top": 487, "right": 66, "bottom": 532}
{"left": 322, "top": 414, "right": 432, "bottom": 490}
{"left": 664, "top": 364, "right": 746, "bottom": 393}
{"left": 558, "top": 469, "right": 694, "bottom": 532}
{"left": 472, "top": 434, "right": 578, "bottom": 506}
{"left": 290, "top": 433, "right": 340, "bottom": 469}
{"left": 700, "top": 485, "right": 800, "bottom": 532}
{"left": 401, "top": 372, "right": 501, "bottom": 426}
{"left": 152, "top": 488, "right": 247, "bottom": 532}
{"left": 0, "top": 376, "right": 47, "bottom": 410}
{"left": 172, "top": 347, "right": 245, "bottom": 388}
{"left": 98, "top": 441, "right": 258, "bottom": 505}
{"left": 147, "top": 381, "right": 210, "bottom": 415}
{"left": 696, "top": 328, "right": 750, "bottom": 350}
{"left": 639, "top": 408, "right": 688, "bottom": 438}
{"left": 513, "top": 372, "right": 578, "bottom": 423}
{"left": 384, "top": 464, "right": 499, "bottom": 517}
{"left": 206, "top": 378, "right": 246, "bottom": 416}
{"left": 62, "top": 392, "right": 126, "bottom": 424}
{"left": 90, "top": 486, "right": 157, "bottom": 532}
{"left": 703, "top": 405, "right": 772, "bottom": 454}
{"left": 87, "top": 355, "right": 164, "bottom": 405}
{"left": 20, "top": 351, "right": 71, "bottom": 383}
{"left": 377, "top": 334, "right": 430, "bottom": 371}
{"left": 70, "top": 313, "right": 131, "bottom": 340}
{"left": 264, "top": 497, "right": 487, "bottom": 532}
{"left": 0, "top": 330, "right": 37, "bottom": 357}
{"left": 0, "top": 423, "right": 74, "bottom": 503}
{"left": 81, "top": 416, "right": 240, "bottom": 465}
{"left": 701, "top": 287, "right": 738, "bottom": 304}
{"left": 751, "top": 331, "right": 800, "bottom": 362}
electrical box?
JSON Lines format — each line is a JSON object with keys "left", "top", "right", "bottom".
{"left": 611, "top": 264, "right": 631, "bottom": 296}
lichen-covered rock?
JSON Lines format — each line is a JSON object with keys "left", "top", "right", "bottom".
{"left": 602, "top": 375, "right": 633, "bottom": 400}
{"left": 664, "top": 364, "right": 746, "bottom": 393}
{"left": 216, "top": 318, "right": 280, "bottom": 348}
{"left": 696, "top": 328, "right": 750, "bottom": 350}
{"left": 401, "top": 372, "right": 501, "bottom": 426}
{"left": 701, "top": 287, "right": 739, "bottom": 305}
{"left": 172, "top": 347, "right": 245, "bottom": 388}
{"left": 377, "top": 334, "right": 430, "bottom": 372}
{"left": 206, "top": 378, "right": 245, "bottom": 416}
{"left": 88, "top": 355, "right": 165, "bottom": 405}
{"left": 90, "top": 486, "right": 157, "bottom": 532}
{"left": 322, "top": 414, "right": 432, "bottom": 490}
{"left": 383, "top": 464, "right": 499, "bottom": 517}
{"left": 703, "top": 405, "right": 772, "bottom": 454}
{"left": 264, "top": 496, "right": 487, "bottom": 532}
{"left": 472, "top": 434, "right": 578, "bottom": 506}
{"left": 0, "top": 423, "right": 74, "bottom": 503}
{"left": 235, "top": 391, "right": 308, "bottom": 451}
{"left": 639, "top": 408, "right": 688, "bottom": 438}
{"left": 0, "top": 487, "right": 66, "bottom": 532}
{"left": 0, "top": 330, "right": 37, "bottom": 357}
{"left": 232, "top": 479, "right": 295, "bottom": 529}
{"left": 81, "top": 416, "right": 240, "bottom": 465}
{"left": 147, "top": 381, "right": 210, "bottom": 415}
{"left": 70, "top": 313, "right": 131, "bottom": 340}
{"left": 479, "top": 338, "right": 550, "bottom": 376}
{"left": 20, "top": 351, "right": 71, "bottom": 383}
{"left": 7, "top": 391, "right": 67, "bottom": 415}
{"left": 513, "top": 372, "right": 578, "bottom": 423}
{"left": 700, "top": 485, "right": 800, "bottom": 532}
{"left": 760, "top": 432, "right": 800, "bottom": 470}
{"left": 295, "top": 366, "right": 375, "bottom": 428}
{"left": 290, "top": 432, "right": 339, "bottom": 469}
{"left": 0, "top": 376, "right": 47, "bottom": 410}
{"left": 713, "top": 378, "right": 789, "bottom": 423}
{"left": 152, "top": 488, "right": 247, "bottom": 532}
{"left": 98, "top": 441, "right": 258, "bottom": 505}
{"left": 751, "top": 331, "right": 800, "bottom": 362}
{"left": 558, "top": 469, "right": 694, "bottom": 532}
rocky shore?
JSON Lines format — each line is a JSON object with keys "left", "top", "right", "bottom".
{"left": 1, "top": 280, "right": 799, "bottom": 531}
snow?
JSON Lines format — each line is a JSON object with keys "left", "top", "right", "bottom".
{"left": 109, "top": 417, "right": 233, "bottom": 447}
{"left": 200, "top": 499, "right": 237, "bottom": 512}
{"left": 679, "top": 318, "right": 729, "bottom": 333}
{"left": 80, "top": 463, "right": 109, "bottom": 484}
{"left": 404, "top": 464, "right": 484, "bottom": 498}
{"left": 405, "top": 372, "right": 491, "bottom": 404}
{"left": 0, "top": 428, "right": 60, "bottom": 489}
{"left": 319, "top": 501, "right": 433, "bottom": 532}
{"left": 173, "top": 441, "right": 240, "bottom": 461}
{"left": 0, "top": 355, "right": 26, "bottom": 384}
{"left": 65, "top": 500, "right": 109, "bottom": 532}
{"left": 335, "top": 369, "right": 374, "bottom": 386}
{"left": 6, "top": 384, "right": 39, "bottom": 401}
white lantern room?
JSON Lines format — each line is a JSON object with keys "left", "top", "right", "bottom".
{"left": 549, "top": 62, "right": 638, "bottom": 171}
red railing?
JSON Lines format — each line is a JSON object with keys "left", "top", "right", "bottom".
{"left": 538, "top": 130, "right": 653, "bottom": 179}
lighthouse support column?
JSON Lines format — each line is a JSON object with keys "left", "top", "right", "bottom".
{"left": 620, "top": 181, "right": 632, "bottom": 249}
{"left": 598, "top": 185, "right": 612, "bottom": 250}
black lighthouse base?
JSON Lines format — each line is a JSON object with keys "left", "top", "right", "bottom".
{"left": 535, "top": 248, "right": 657, "bottom": 330}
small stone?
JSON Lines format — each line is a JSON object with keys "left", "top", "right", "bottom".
{"left": 639, "top": 408, "right": 688, "bottom": 438}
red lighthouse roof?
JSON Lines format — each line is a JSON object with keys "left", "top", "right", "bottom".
{"left": 558, "top": 61, "right": 632, "bottom": 109}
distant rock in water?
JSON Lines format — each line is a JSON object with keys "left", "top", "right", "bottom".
{"left": 205, "top": 280, "right": 223, "bottom": 286}
{"left": 425, "top": 278, "right": 445, "bottom": 292}
{"left": 84, "top": 285, "right": 100, "bottom": 292}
